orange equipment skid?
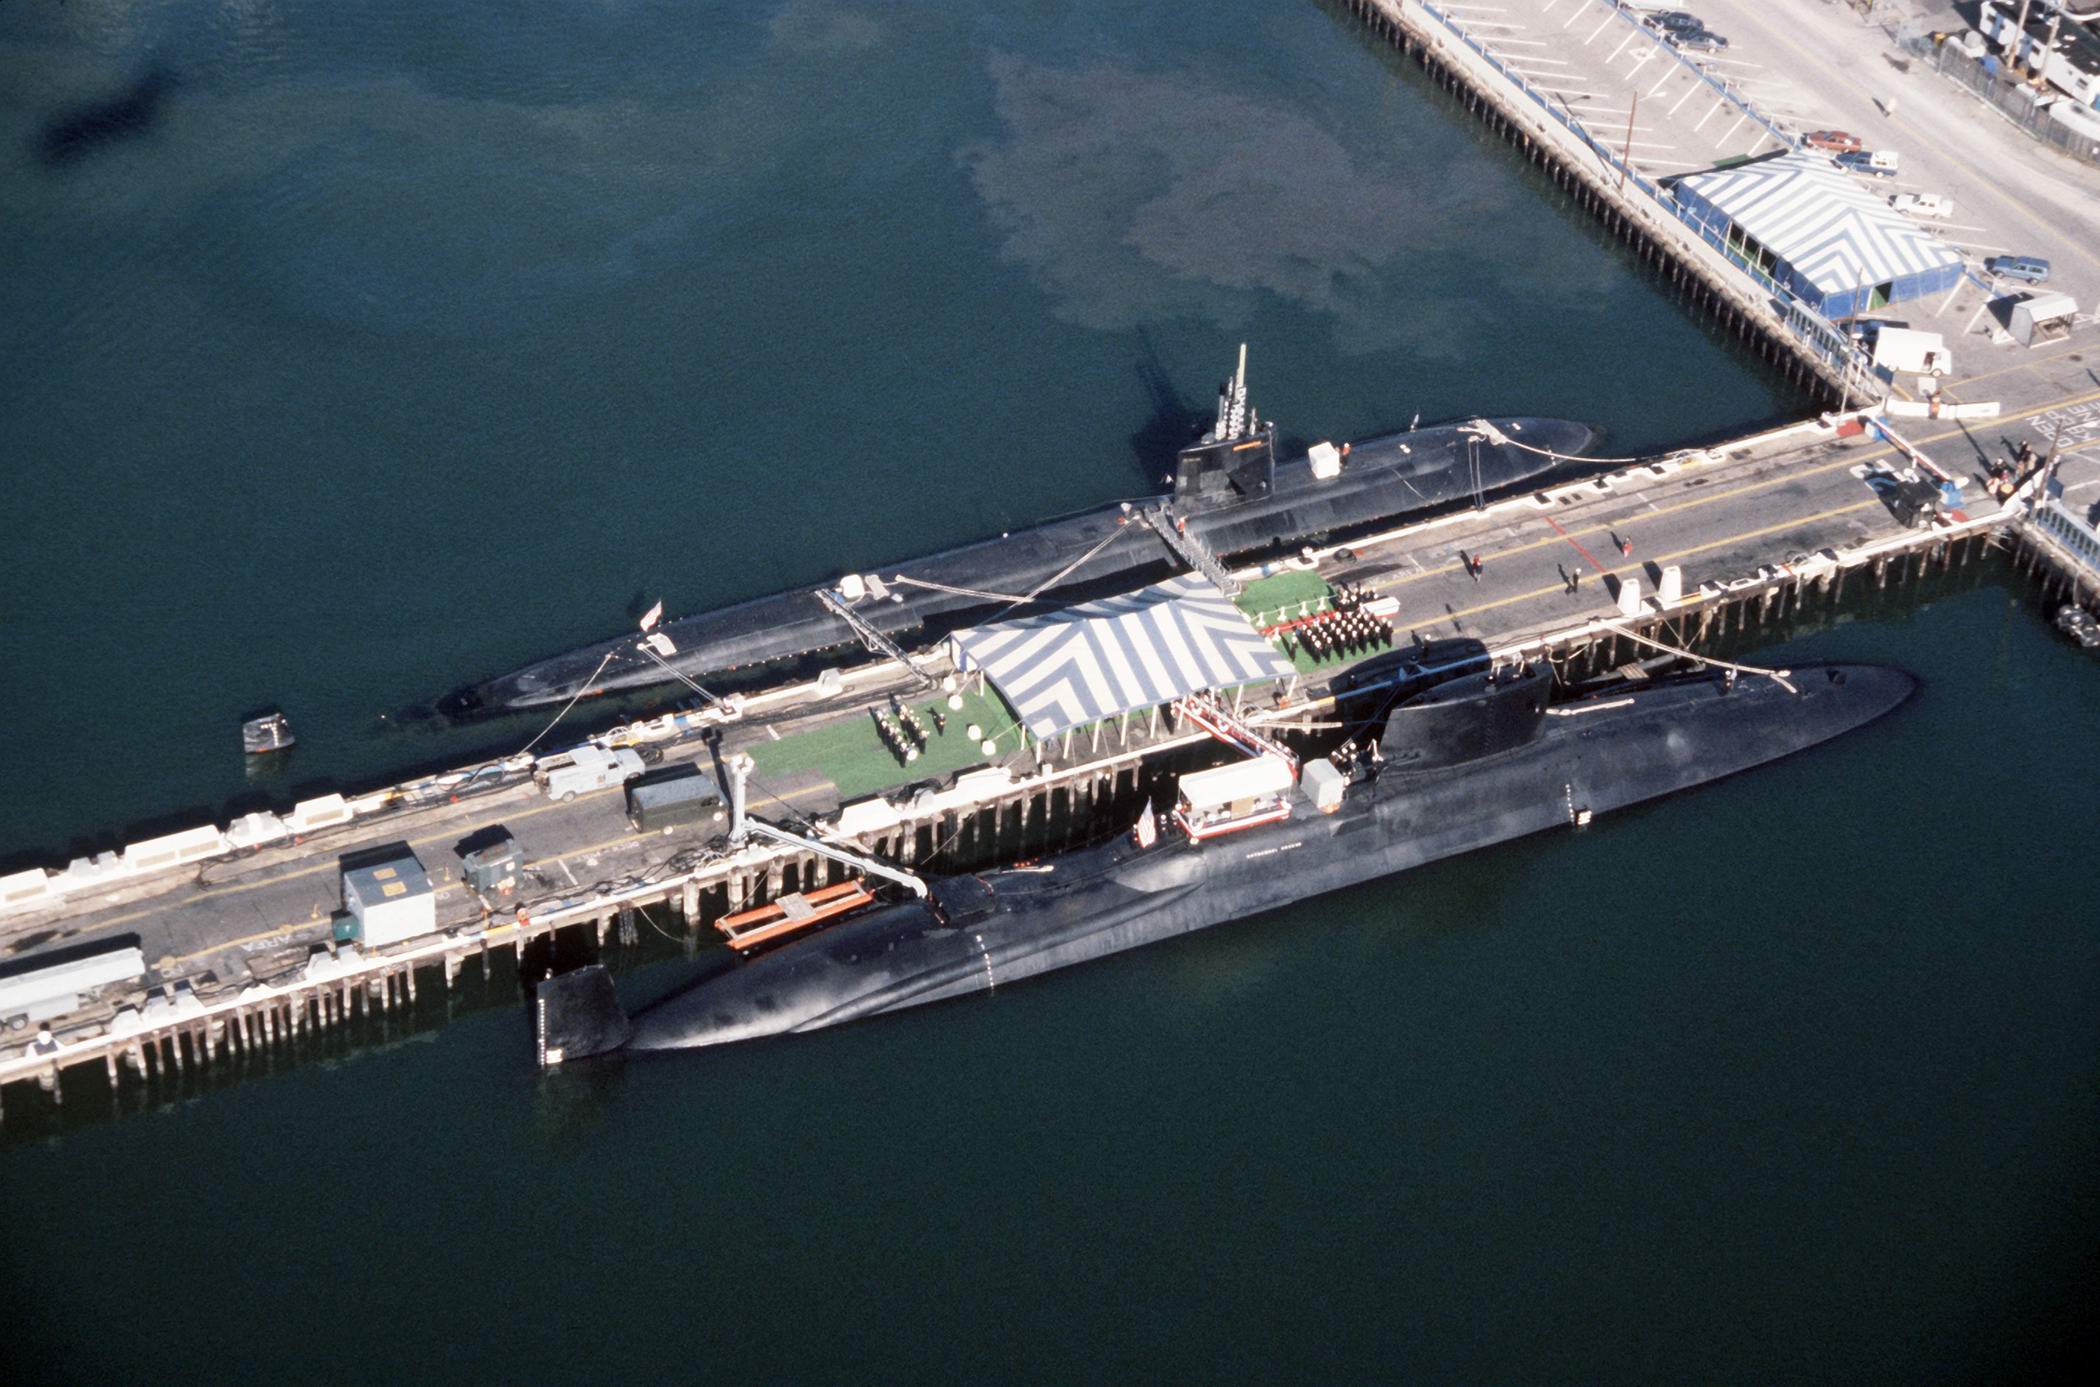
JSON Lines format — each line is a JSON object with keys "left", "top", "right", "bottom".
{"left": 717, "top": 880, "right": 876, "bottom": 952}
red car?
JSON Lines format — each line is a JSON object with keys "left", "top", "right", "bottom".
{"left": 1802, "top": 129, "right": 1863, "bottom": 153}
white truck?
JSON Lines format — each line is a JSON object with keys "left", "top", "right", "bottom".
{"left": 533, "top": 746, "right": 647, "bottom": 801}
{"left": 1888, "top": 192, "right": 1953, "bottom": 219}
{"left": 1872, "top": 327, "right": 1952, "bottom": 379}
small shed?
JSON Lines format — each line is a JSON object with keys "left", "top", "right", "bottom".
{"left": 459, "top": 831, "right": 523, "bottom": 898}
{"left": 1177, "top": 755, "right": 1296, "bottom": 814}
{"left": 2011, "top": 292, "right": 2079, "bottom": 347}
{"left": 341, "top": 845, "right": 436, "bottom": 947}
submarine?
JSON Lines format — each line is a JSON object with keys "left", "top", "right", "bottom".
{"left": 536, "top": 654, "right": 1914, "bottom": 1062}
{"left": 445, "top": 348, "right": 1595, "bottom": 716}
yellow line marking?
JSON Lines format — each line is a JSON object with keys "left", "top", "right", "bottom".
{"left": 1376, "top": 446, "right": 1883, "bottom": 589}
{"left": 1384, "top": 387, "right": 2100, "bottom": 591}
{"left": 1438, "top": 496, "right": 1885, "bottom": 626}
{"left": 1948, "top": 339, "right": 2097, "bottom": 392}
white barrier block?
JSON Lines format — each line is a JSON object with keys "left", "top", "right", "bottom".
{"left": 1659, "top": 566, "right": 1684, "bottom": 605}
{"left": 1617, "top": 575, "right": 1643, "bottom": 617}
{"left": 123, "top": 824, "right": 228, "bottom": 871}
{"left": 835, "top": 797, "right": 904, "bottom": 837}
{"left": 225, "top": 812, "right": 290, "bottom": 852}
{"left": 286, "top": 794, "right": 352, "bottom": 833}
{"left": 0, "top": 868, "right": 53, "bottom": 908}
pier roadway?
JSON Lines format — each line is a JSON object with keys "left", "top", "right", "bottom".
{"left": 1297, "top": 398, "right": 2091, "bottom": 657}
{"left": 0, "top": 668, "right": 953, "bottom": 1001}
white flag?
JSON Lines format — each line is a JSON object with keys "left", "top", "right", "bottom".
{"left": 639, "top": 599, "right": 664, "bottom": 632}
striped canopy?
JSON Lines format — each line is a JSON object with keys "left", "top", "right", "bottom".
{"left": 948, "top": 575, "right": 1294, "bottom": 739}
{"left": 1673, "top": 153, "right": 1963, "bottom": 315}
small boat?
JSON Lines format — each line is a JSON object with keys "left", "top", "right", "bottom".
{"left": 2054, "top": 604, "right": 2100, "bottom": 650}
{"left": 242, "top": 711, "right": 296, "bottom": 756}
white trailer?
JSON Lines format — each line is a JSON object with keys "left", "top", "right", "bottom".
{"left": 1872, "top": 327, "right": 1952, "bottom": 378}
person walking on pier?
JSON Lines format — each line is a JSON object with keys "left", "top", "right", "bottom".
{"left": 1614, "top": 532, "right": 1633, "bottom": 558}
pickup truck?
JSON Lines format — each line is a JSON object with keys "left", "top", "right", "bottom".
{"left": 1889, "top": 192, "right": 1952, "bottom": 219}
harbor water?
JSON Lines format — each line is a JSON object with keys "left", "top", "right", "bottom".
{"left": 1, "top": 2, "right": 2094, "bottom": 1381}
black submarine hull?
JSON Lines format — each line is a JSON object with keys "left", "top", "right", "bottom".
{"left": 538, "top": 662, "right": 1912, "bottom": 1059}
{"left": 450, "top": 415, "right": 1593, "bottom": 716}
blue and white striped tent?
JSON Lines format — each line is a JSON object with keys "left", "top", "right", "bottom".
{"left": 948, "top": 575, "right": 1295, "bottom": 739}
{"left": 1672, "top": 153, "right": 1964, "bottom": 318}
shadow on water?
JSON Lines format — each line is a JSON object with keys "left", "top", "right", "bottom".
{"left": 38, "top": 65, "right": 181, "bottom": 168}
{"left": 1126, "top": 329, "right": 1207, "bottom": 489}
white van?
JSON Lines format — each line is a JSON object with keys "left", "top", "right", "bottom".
{"left": 534, "top": 746, "right": 646, "bottom": 801}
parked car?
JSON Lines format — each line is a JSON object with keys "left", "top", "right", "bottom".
{"left": 1672, "top": 28, "right": 1729, "bottom": 51}
{"left": 1643, "top": 10, "right": 1703, "bottom": 33}
{"left": 1835, "top": 149, "right": 1899, "bottom": 177}
{"left": 1889, "top": 192, "right": 1954, "bottom": 219}
{"left": 1986, "top": 254, "right": 2052, "bottom": 284}
{"left": 1801, "top": 129, "right": 1863, "bottom": 153}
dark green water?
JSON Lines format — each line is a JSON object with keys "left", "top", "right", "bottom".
{"left": 3, "top": 3, "right": 2094, "bottom": 1382}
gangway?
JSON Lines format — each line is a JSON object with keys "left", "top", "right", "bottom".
{"left": 1175, "top": 692, "right": 1298, "bottom": 775}
{"left": 1141, "top": 504, "right": 1243, "bottom": 599}
{"left": 814, "top": 588, "right": 939, "bottom": 689}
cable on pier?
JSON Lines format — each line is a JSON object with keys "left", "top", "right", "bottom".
{"left": 515, "top": 651, "right": 618, "bottom": 758}
{"left": 1459, "top": 417, "right": 1667, "bottom": 468}
{"left": 990, "top": 522, "right": 1135, "bottom": 619}
{"left": 887, "top": 575, "right": 1034, "bottom": 604}
{"left": 1594, "top": 619, "right": 1797, "bottom": 694}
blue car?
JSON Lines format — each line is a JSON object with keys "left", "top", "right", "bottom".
{"left": 1835, "top": 149, "right": 1898, "bottom": 178}
{"left": 1986, "top": 255, "right": 2051, "bottom": 285}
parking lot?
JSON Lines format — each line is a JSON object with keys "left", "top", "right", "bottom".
{"left": 1444, "top": 0, "right": 2100, "bottom": 493}
{"left": 1639, "top": 0, "right": 2100, "bottom": 497}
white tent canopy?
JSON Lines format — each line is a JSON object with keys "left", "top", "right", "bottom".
{"left": 1672, "top": 153, "right": 1963, "bottom": 313}
{"left": 948, "top": 575, "right": 1295, "bottom": 739}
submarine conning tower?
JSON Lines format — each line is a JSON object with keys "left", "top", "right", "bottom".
{"left": 1379, "top": 663, "right": 1550, "bottom": 773}
{"left": 1174, "top": 342, "right": 1276, "bottom": 508}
